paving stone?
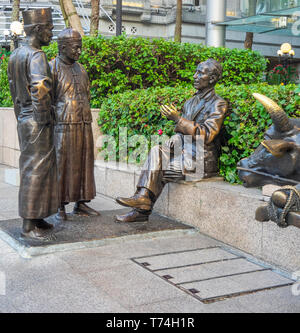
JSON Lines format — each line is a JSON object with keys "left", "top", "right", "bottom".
{"left": 235, "top": 285, "right": 300, "bottom": 313}
{"left": 0, "top": 210, "right": 19, "bottom": 221}
{"left": 144, "top": 232, "right": 221, "bottom": 254}
{"left": 85, "top": 263, "right": 185, "bottom": 308}
{"left": 229, "top": 270, "right": 292, "bottom": 291}
{"left": 0, "top": 298, "right": 18, "bottom": 313}
{"left": 182, "top": 275, "right": 243, "bottom": 300}
{"left": 205, "top": 257, "right": 264, "bottom": 275}
{"left": 58, "top": 249, "right": 133, "bottom": 274}
{"left": 0, "top": 253, "right": 75, "bottom": 295}
{"left": 128, "top": 296, "right": 208, "bottom": 313}
{"left": 155, "top": 258, "right": 265, "bottom": 284}
{"left": 0, "top": 239, "right": 15, "bottom": 254}
{"left": 9, "top": 271, "right": 128, "bottom": 313}
{"left": 181, "top": 270, "right": 293, "bottom": 301}
{"left": 134, "top": 247, "right": 237, "bottom": 271}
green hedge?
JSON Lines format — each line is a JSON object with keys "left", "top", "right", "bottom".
{"left": 0, "top": 36, "right": 267, "bottom": 109}
{"left": 43, "top": 35, "right": 267, "bottom": 107}
{"left": 0, "top": 57, "right": 12, "bottom": 107}
{"left": 98, "top": 83, "right": 299, "bottom": 184}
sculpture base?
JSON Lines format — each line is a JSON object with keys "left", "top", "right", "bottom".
{"left": 0, "top": 209, "right": 194, "bottom": 257}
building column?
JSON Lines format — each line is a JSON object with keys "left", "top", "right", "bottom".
{"left": 205, "top": 0, "right": 226, "bottom": 47}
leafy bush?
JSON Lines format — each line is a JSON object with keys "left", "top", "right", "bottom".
{"left": 266, "top": 64, "right": 298, "bottom": 85}
{"left": 43, "top": 35, "right": 267, "bottom": 107}
{"left": 0, "top": 56, "right": 12, "bottom": 107}
{"left": 98, "top": 83, "right": 299, "bottom": 183}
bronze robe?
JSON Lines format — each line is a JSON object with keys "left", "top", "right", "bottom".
{"left": 7, "top": 45, "right": 59, "bottom": 219}
{"left": 49, "top": 57, "right": 96, "bottom": 203}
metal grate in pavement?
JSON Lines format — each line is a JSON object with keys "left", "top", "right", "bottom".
{"left": 131, "top": 246, "right": 294, "bottom": 304}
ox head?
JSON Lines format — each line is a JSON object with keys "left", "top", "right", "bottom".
{"left": 238, "top": 93, "right": 300, "bottom": 187}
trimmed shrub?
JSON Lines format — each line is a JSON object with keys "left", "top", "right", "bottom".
{"left": 43, "top": 35, "right": 267, "bottom": 107}
{"left": 98, "top": 83, "right": 299, "bottom": 183}
{"left": 0, "top": 56, "right": 12, "bottom": 107}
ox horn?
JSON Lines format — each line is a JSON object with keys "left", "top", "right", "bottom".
{"left": 253, "top": 93, "right": 293, "bottom": 133}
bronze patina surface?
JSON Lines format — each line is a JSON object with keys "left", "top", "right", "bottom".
{"left": 238, "top": 93, "right": 300, "bottom": 188}
{"left": 255, "top": 184, "right": 300, "bottom": 228}
{"left": 7, "top": 8, "right": 59, "bottom": 239}
{"left": 49, "top": 28, "right": 98, "bottom": 221}
{"left": 115, "top": 59, "right": 228, "bottom": 223}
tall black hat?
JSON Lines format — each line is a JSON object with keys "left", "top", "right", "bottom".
{"left": 22, "top": 8, "right": 53, "bottom": 26}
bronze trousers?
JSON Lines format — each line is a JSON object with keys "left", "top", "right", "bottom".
{"left": 137, "top": 135, "right": 185, "bottom": 199}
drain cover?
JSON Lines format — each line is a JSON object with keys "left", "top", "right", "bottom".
{"left": 131, "top": 246, "right": 294, "bottom": 303}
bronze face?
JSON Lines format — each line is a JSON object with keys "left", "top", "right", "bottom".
{"left": 60, "top": 40, "right": 82, "bottom": 62}
{"left": 36, "top": 23, "right": 54, "bottom": 46}
{"left": 193, "top": 63, "right": 211, "bottom": 91}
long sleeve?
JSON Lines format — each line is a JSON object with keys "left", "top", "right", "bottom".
{"left": 7, "top": 54, "right": 21, "bottom": 119}
{"left": 175, "top": 99, "right": 228, "bottom": 143}
{"left": 29, "top": 51, "right": 53, "bottom": 124}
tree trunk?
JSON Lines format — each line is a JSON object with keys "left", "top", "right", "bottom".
{"left": 174, "top": 0, "right": 182, "bottom": 43}
{"left": 244, "top": 0, "right": 257, "bottom": 50}
{"left": 90, "top": 0, "right": 100, "bottom": 36}
{"left": 10, "top": 0, "right": 20, "bottom": 51}
{"left": 61, "top": 0, "right": 84, "bottom": 36}
{"left": 59, "top": 0, "right": 69, "bottom": 27}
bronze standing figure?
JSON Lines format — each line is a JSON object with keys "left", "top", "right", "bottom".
{"left": 115, "top": 59, "right": 228, "bottom": 222}
{"left": 7, "top": 8, "right": 59, "bottom": 239}
{"left": 49, "top": 28, "right": 98, "bottom": 220}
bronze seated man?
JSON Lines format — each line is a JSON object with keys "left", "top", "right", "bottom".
{"left": 115, "top": 59, "right": 228, "bottom": 222}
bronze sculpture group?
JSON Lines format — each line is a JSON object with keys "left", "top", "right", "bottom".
{"left": 8, "top": 9, "right": 98, "bottom": 240}
{"left": 7, "top": 8, "right": 299, "bottom": 241}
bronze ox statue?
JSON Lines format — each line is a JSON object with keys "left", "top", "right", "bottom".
{"left": 237, "top": 93, "right": 300, "bottom": 188}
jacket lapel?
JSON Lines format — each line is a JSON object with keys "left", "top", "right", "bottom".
{"left": 189, "top": 89, "right": 215, "bottom": 121}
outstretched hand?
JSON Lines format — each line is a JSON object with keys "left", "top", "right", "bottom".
{"left": 160, "top": 104, "right": 180, "bottom": 122}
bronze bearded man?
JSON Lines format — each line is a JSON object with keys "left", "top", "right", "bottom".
{"left": 115, "top": 59, "right": 228, "bottom": 222}
{"left": 7, "top": 8, "right": 59, "bottom": 239}
{"left": 49, "top": 28, "right": 98, "bottom": 220}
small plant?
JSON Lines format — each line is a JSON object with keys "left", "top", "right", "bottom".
{"left": 267, "top": 64, "right": 298, "bottom": 85}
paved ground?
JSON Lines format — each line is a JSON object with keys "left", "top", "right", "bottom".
{"left": 0, "top": 165, "right": 300, "bottom": 313}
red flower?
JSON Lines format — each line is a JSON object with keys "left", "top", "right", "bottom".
{"left": 158, "top": 129, "right": 163, "bottom": 135}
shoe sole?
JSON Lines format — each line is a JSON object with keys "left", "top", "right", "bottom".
{"left": 115, "top": 198, "right": 151, "bottom": 211}
{"left": 115, "top": 215, "right": 149, "bottom": 223}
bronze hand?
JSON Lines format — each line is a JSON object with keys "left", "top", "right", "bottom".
{"left": 160, "top": 104, "right": 180, "bottom": 122}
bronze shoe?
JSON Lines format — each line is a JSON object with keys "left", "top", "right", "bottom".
{"left": 115, "top": 209, "right": 151, "bottom": 223}
{"left": 21, "top": 227, "right": 57, "bottom": 241}
{"left": 36, "top": 219, "right": 54, "bottom": 230}
{"left": 116, "top": 194, "right": 153, "bottom": 211}
{"left": 73, "top": 202, "right": 100, "bottom": 217}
